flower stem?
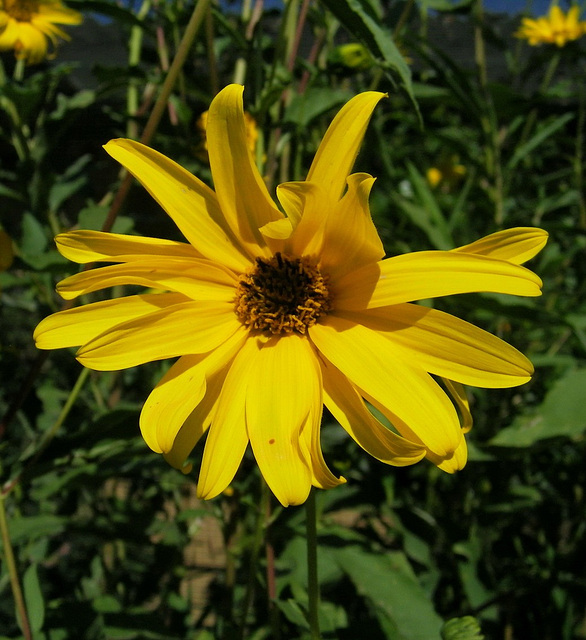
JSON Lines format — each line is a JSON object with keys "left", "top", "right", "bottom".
{"left": 2, "top": 367, "right": 90, "bottom": 498}
{"left": 0, "top": 496, "right": 32, "bottom": 640}
{"left": 102, "top": 0, "right": 211, "bottom": 234}
{"left": 237, "top": 480, "right": 271, "bottom": 640}
{"left": 306, "top": 489, "right": 321, "bottom": 640}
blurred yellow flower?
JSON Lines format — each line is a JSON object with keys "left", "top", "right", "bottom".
{"left": 35, "top": 85, "right": 547, "bottom": 507}
{"left": 515, "top": 4, "right": 586, "bottom": 47}
{"left": 427, "top": 157, "right": 466, "bottom": 190}
{"left": 0, "top": 0, "right": 82, "bottom": 64}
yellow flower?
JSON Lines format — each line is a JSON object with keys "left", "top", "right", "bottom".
{"left": 427, "top": 157, "right": 467, "bottom": 190}
{"left": 34, "top": 85, "right": 547, "bottom": 507}
{"left": 515, "top": 4, "right": 586, "bottom": 47}
{"left": 0, "top": 0, "right": 82, "bottom": 64}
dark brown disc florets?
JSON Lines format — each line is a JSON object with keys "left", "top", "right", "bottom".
{"left": 234, "top": 252, "right": 331, "bottom": 335}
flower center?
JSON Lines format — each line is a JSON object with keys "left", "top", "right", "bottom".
{"left": 234, "top": 252, "right": 331, "bottom": 335}
{"left": 4, "top": 0, "right": 39, "bottom": 20}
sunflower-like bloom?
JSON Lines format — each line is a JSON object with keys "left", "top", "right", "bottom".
{"left": 515, "top": 4, "right": 586, "bottom": 47}
{"left": 34, "top": 86, "right": 547, "bottom": 507}
{"left": 0, "top": 0, "right": 82, "bottom": 64}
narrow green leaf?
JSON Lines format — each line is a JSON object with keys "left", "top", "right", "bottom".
{"left": 23, "top": 564, "right": 44, "bottom": 633}
{"left": 507, "top": 113, "right": 574, "bottom": 171}
{"left": 319, "top": 0, "right": 418, "bottom": 111}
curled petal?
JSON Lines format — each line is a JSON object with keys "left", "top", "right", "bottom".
{"left": 140, "top": 328, "right": 247, "bottom": 453}
{"left": 319, "top": 173, "right": 384, "bottom": 280}
{"left": 163, "top": 371, "right": 225, "bottom": 473}
{"left": 428, "top": 435, "right": 468, "bottom": 473}
{"left": 307, "top": 91, "right": 386, "bottom": 203}
{"left": 310, "top": 316, "right": 462, "bottom": 458}
{"left": 321, "top": 358, "right": 427, "bottom": 466}
{"left": 207, "top": 85, "right": 284, "bottom": 258}
{"left": 442, "top": 378, "right": 472, "bottom": 433}
{"left": 197, "top": 337, "right": 259, "bottom": 500}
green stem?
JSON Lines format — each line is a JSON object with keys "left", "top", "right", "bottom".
{"left": 12, "top": 58, "right": 24, "bottom": 82}
{"left": 474, "top": 0, "right": 504, "bottom": 225}
{"left": 127, "top": 0, "right": 152, "bottom": 139}
{"left": 0, "top": 496, "right": 32, "bottom": 640}
{"left": 101, "top": 0, "right": 211, "bottom": 234}
{"left": 306, "top": 489, "right": 321, "bottom": 640}
{"left": 2, "top": 367, "right": 90, "bottom": 498}
{"left": 237, "top": 480, "right": 271, "bottom": 640}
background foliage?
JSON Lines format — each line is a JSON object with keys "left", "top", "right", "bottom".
{"left": 1, "top": 0, "right": 585, "bottom": 638}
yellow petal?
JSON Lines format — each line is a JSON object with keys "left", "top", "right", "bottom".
{"left": 339, "top": 304, "right": 533, "bottom": 388}
{"left": 334, "top": 251, "right": 543, "bottom": 310}
{"left": 197, "top": 337, "right": 259, "bottom": 500}
{"left": 140, "top": 328, "right": 247, "bottom": 453}
{"left": 4, "top": 22, "right": 48, "bottom": 63}
{"left": 297, "top": 356, "right": 344, "bottom": 490}
{"left": 34, "top": 293, "right": 189, "bottom": 350}
{"left": 163, "top": 370, "right": 224, "bottom": 472}
{"left": 321, "top": 358, "right": 427, "bottom": 466}
{"left": 56, "top": 258, "right": 237, "bottom": 301}
{"left": 103, "top": 139, "right": 250, "bottom": 273}
{"left": 246, "top": 335, "right": 314, "bottom": 507}
{"left": 310, "top": 316, "right": 462, "bottom": 458}
{"left": 36, "top": 3, "right": 83, "bottom": 25}
{"left": 442, "top": 378, "right": 472, "bottom": 433}
{"left": 207, "top": 85, "right": 284, "bottom": 257}
{"left": 306, "top": 91, "right": 386, "bottom": 203}
{"left": 453, "top": 227, "right": 548, "bottom": 264}
{"left": 429, "top": 435, "right": 468, "bottom": 473}
{"left": 299, "top": 413, "right": 345, "bottom": 490}
{"left": 56, "top": 230, "right": 200, "bottom": 263}
{"left": 319, "top": 173, "right": 385, "bottom": 280}
{"left": 279, "top": 181, "right": 328, "bottom": 257}
{"left": 76, "top": 301, "right": 239, "bottom": 371}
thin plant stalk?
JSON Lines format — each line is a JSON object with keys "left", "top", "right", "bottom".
{"left": 0, "top": 496, "right": 32, "bottom": 640}
{"left": 237, "top": 480, "right": 271, "bottom": 640}
{"left": 306, "top": 489, "right": 321, "bottom": 640}
{"left": 102, "top": 0, "right": 212, "bottom": 233}
{"left": 2, "top": 367, "right": 91, "bottom": 498}
{"left": 127, "top": 0, "right": 152, "bottom": 139}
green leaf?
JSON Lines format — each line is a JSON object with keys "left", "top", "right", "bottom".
{"left": 19, "top": 213, "right": 47, "bottom": 257}
{"left": 77, "top": 204, "right": 134, "bottom": 234}
{"left": 507, "top": 113, "right": 574, "bottom": 171}
{"left": 0, "top": 516, "right": 66, "bottom": 547}
{"left": 284, "top": 88, "right": 353, "bottom": 128}
{"left": 319, "top": 0, "right": 418, "bottom": 112}
{"left": 421, "top": 0, "right": 474, "bottom": 11}
{"left": 490, "top": 368, "right": 586, "bottom": 447}
{"left": 332, "top": 546, "right": 443, "bottom": 639}
{"left": 23, "top": 564, "right": 45, "bottom": 633}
